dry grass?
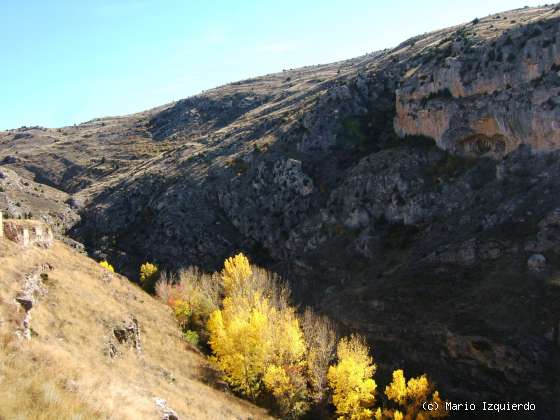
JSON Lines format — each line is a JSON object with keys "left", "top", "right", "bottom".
{"left": 0, "top": 240, "right": 273, "bottom": 419}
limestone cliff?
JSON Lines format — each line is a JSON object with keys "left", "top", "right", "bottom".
{"left": 394, "top": 7, "right": 560, "bottom": 157}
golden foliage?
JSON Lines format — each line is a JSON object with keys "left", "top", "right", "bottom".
{"left": 139, "top": 262, "right": 159, "bottom": 287}
{"left": 99, "top": 260, "right": 114, "bottom": 272}
{"left": 384, "top": 369, "right": 447, "bottom": 419}
{"left": 172, "top": 299, "right": 192, "bottom": 329}
{"left": 221, "top": 253, "right": 252, "bottom": 296}
{"left": 327, "top": 334, "right": 377, "bottom": 420}
{"left": 157, "top": 252, "right": 448, "bottom": 420}
{"left": 207, "top": 294, "right": 271, "bottom": 399}
{"left": 208, "top": 253, "right": 309, "bottom": 416}
{"left": 385, "top": 369, "right": 407, "bottom": 406}
{"left": 263, "top": 364, "right": 309, "bottom": 419}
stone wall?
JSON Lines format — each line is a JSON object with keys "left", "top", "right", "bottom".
{"left": 2, "top": 214, "right": 54, "bottom": 248}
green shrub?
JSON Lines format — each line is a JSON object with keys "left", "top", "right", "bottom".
{"left": 172, "top": 300, "right": 192, "bottom": 329}
{"left": 182, "top": 330, "right": 199, "bottom": 346}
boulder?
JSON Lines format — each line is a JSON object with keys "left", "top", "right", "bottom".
{"left": 154, "top": 398, "right": 179, "bottom": 420}
{"left": 527, "top": 253, "right": 546, "bottom": 272}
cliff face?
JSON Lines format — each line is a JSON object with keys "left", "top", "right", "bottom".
{"left": 1, "top": 4, "right": 560, "bottom": 418}
{"left": 395, "top": 8, "right": 560, "bottom": 157}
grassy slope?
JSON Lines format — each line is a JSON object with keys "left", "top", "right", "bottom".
{"left": 0, "top": 240, "right": 271, "bottom": 419}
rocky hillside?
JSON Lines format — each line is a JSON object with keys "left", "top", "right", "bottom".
{"left": 1, "top": 4, "right": 560, "bottom": 418}
{"left": 0, "top": 235, "right": 271, "bottom": 419}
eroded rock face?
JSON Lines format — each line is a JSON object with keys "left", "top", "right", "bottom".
{"left": 395, "top": 13, "right": 560, "bottom": 157}
{"left": 148, "top": 92, "right": 271, "bottom": 141}
{"left": 0, "top": 167, "right": 79, "bottom": 235}
{"left": 107, "top": 315, "right": 142, "bottom": 358}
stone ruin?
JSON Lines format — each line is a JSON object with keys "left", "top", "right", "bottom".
{"left": 0, "top": 211, "right": 54, "bottom": 248}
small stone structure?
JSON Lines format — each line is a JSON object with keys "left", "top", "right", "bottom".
{"left": 1, "top": 212, "right": 54, "bottom": 248}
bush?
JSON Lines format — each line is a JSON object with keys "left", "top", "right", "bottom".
{"left": 175, "top": 267, "right": 221, "bottom": 336}
{"left": 383, "top": 369, "right": 447, "bottom": 419}
{"left": 182, "top": 330, "right": 199, "bottom": 347}
{"left": 172, "top": 300, "right": 192, "bottom": 330}
{"left": 263, "top": 365, "right": 309, "bottom": 419}
{"left": 139, "top": 262, "right": 159, "bottom": 292}
{"left": 156, "top": 266, "right": 222, "bottom": 342}
{"left": 99, "top": 260, "right": 114, "bottom": 272}
{"left": 155, "top": 271, "right": 177, "bottom": 304}
{"left": 300, "top": 308, "right": 336, "bottom": 404}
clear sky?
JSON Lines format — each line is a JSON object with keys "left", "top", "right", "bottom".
{"left": 0, "top": 0, "right": 544, "bottom": 130}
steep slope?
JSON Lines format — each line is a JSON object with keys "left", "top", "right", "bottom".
{"left": 395, "top": 6, "right": 560, "bottom": 155}
{"left": 0, "top": 4, "right": 559, "bottom": 418}
{"left": 0, "top": 238, "right": 271, "bottom": 419}
{"left": 71, "top": 5, "right": 560, "bottom": 269}
{"left": 0, "top": 167, "right": 80, "bottom": 235}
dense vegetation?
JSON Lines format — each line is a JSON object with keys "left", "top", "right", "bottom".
{"left": 148, "top": 253, "right": 447, "bottom": 419}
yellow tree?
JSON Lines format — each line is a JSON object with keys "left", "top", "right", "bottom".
{"left": 221, "top": 253, "right": 252, "bottom": 295}
{"left": 327, "top": 335, "right": 377, "bottom": 420}
{"left": 263, "top": 363, "right": 309, "bottom": 419}
{"left": 209, "top": 252, "right": 310, "bottom": 415}
{"left": 385, "top": 369, "right": 447, "bottom": 419}
{"left": 263, "top": 305, "right": 309, "bottom": 418}
{"left": 139, "top": 262, "right": 159, "bottom": 291}
{"left": 207, "top": 294, "right": 271, "bottom": 399}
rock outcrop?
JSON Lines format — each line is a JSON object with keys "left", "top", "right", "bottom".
{"left": 15, "top": 263, "right": 54, "bottom": 340}
{"left": 0, "top": 167, "right": 79, "bottom": 234}
{"left": 107, "top": 315, "right": 142, "bottom": 358}
{"left": 395, "top": 9, "right": 560, "bottom": 157}
{"left": 154, "top": 398, "right": 179, "bottom": 420}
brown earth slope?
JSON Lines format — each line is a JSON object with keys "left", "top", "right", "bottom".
{"left": 0, "top": 239, "right": 271, "bottom": 419}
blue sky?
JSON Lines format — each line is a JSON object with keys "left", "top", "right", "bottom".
{"left": 0, "top": 0, "right": 544, "bottom": 130}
